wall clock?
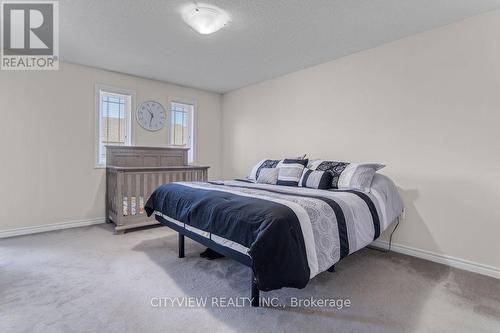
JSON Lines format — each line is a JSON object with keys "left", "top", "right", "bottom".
{"left": 136, "top": 101, "right": 167, "bottom": 131}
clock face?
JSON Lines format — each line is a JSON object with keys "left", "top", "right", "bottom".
{"left": 136, "top": 101, "right": 166, "bottom": 131}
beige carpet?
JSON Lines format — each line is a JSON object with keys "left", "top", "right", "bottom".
{"left": 1, "top": 223, "right": 499, "bottom": 333}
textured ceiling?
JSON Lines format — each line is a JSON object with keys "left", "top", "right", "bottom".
{"left": 60, "top": 0, "right": 500, "bottom": 93}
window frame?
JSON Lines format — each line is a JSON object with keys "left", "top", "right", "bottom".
{"left": 94, "top": 84, "right": 136, "bottom": 168}
{"left": 168, "top": 98, "right": 197, "bottom": 165}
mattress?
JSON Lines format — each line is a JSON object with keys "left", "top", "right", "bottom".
{"left": 145, "top": 174, "right": 404, "bottom": 291}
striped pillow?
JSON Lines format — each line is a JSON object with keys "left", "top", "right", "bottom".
{"left": 299, "top": 169, "right": 333, "bottom": 189}
{"left": 276, "top": 159, "right": 308, "bottom": 186}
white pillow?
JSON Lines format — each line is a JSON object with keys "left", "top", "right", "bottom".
{"left": 337, "top": 163, "right": 385, "bottom": 192}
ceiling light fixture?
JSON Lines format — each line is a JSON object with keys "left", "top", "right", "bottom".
{"left": 181, "top": 3, "right": 230, "bottom": 35}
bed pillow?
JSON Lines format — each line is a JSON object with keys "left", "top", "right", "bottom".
{"left": 248, "top": 156, "right": 307, "bottom": 182}
{"left": 248, "top": 159, "right": 281, "bottom": 181}
{"left": 308, "top": 160, "right": 350, "bottom": 189}
{"left": 338, "top": 163, "right": 385, "bottom": 192}
{"left": 256, "top": 168, "right": 279, "bottom": 185}
{"left": 298, "top": 169, "right": 333, "bottom": 190}
{"left": 276, "top": 158, "right": 308, "bottom": 186}
{"left": 309, "top": 160, "right": 385, "bottom": 191}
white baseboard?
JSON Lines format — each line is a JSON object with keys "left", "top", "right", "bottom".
{"left": 371, "top": 239, "right": 500, "bottom": 280}
{"left": 0, "top": 218, "right": 106, "bottom": 239}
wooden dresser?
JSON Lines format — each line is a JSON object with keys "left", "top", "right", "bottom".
{"left": 106, "top": 146, "right": 209, "bottom": 233}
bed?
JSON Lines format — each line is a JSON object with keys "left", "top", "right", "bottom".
{"left": 144, "top": 174, "right": 404, "bottom": 307}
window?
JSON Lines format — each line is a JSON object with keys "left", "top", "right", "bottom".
{"left": 169, "top": 101, "right": 195, "bottom": 164}
{"left": 95, "top": 85, "right": 134, "bottom": 167}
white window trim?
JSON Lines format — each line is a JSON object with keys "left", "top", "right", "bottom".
{"left": 168, "top": 97, "right": 198, "bottom": 165}
{"left": 94, "top": 84, "right": 136, "bottom": 168}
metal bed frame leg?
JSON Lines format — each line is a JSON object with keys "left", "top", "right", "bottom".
{"left": 178, "top": 233, "right": 185, "bottom": 258}
{"left": 177, "top": 229, "right": 259, "bottom": 307}
{"left": 251, "top": 272, "right": 260, "bottom": 307}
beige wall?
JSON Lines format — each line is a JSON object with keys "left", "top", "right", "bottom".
{"left": 0, "top": 62, "right": 222, "bottom": 231}
{"left": 222, "top": 10, "right": 500, "bottom": 269}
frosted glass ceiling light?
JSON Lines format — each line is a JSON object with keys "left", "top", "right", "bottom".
{"left": 182, "top": 4, "right": 230, "bottom": 35}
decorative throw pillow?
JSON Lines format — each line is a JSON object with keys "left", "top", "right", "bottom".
{"left": 276, "top": 159, "right": 308, "bottom": 186}
{"left": 256, "top": 168, "right": 279, "bottom": 185}
{"left": 248, "top": 156, "right": 307, "bottom": 182}
{"left": 308, "top": 160, "right": 350, "bottom": 189}
{"left": 309, "top": 160, "right": 385, "bottom": 191}
{"left": 298, "top": 169, "right": 333, "bottom": 189}
{"left": 248, "top": 159, "right": 281, "bottom": 182}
